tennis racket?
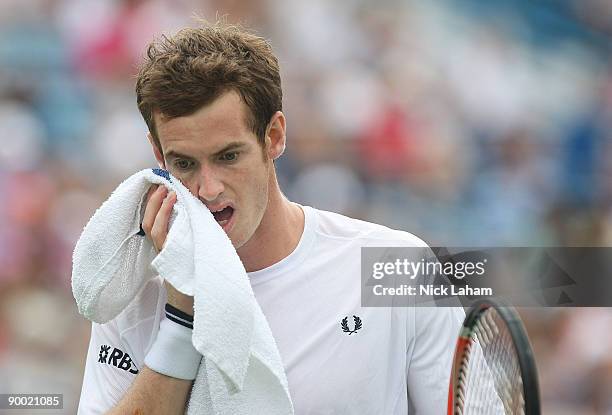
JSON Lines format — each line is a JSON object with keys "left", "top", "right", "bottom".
{"left": 447, "top": 299, "right": 540, "bottom": 415}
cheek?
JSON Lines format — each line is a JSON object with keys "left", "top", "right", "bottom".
{"left": 237, "top": 167, "right": 269, "bottom": 217}
{"left": 253, "top": 172, "right": 270, "bottom": 220}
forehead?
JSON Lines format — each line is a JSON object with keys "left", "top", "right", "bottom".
{"left": 154, "top": 90, "right": 254, "bottom": 152}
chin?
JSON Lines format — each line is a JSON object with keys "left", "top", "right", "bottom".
{"left": 227, "top": 232, "right": 244, "bottom": 249}
{"left": 230, "top": 227, "right": 258, "bottom": 251}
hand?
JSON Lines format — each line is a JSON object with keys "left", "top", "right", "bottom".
{"left": 142, "top": 184, "right": 177, "bottom": 252}
{"left": 142, "top": 185, "right": 194, "bottom": 316}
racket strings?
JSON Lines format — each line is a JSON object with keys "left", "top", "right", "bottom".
{"left": 454, "top": 308, "right": 525, "bottom": 414}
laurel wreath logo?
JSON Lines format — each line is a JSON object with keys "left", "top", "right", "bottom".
{"left": 341, "top": 315, "right": 362, "bottom": 335}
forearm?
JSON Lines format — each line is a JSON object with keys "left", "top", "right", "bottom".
{"left": 106, "top": 366, "right": 192, "bottom": 415}
{"left": 107, "top": 282, "right": 198, "bottom": 415}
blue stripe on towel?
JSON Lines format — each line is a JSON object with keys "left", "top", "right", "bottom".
{"left": 152, "top": 168, "right": 172, "bottom": 182}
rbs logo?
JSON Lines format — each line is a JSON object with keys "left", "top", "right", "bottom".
{"left": 98, "top": 344, "right": 139, "bottom": 374}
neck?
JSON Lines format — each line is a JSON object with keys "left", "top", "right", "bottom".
{"left": 237, "top": 170, "right": 304, "bottom": 273}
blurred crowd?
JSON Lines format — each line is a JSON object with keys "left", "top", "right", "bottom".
{"left": 0, "top": 0, "right": 611, "bottom": 413}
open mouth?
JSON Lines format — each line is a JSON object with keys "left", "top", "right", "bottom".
{"left": 211, "top": 206, "right": 234, "bottom": 229}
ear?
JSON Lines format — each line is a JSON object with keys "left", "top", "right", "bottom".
{"left": 147, "top": 132, "right": 166, "bottom": 169}
{"left": 265, "top": 111, "right": 286, "bottom": 160}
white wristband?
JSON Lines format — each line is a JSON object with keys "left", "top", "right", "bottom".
{"left": 144, "top": 316, "right": 202, "bottom": 380}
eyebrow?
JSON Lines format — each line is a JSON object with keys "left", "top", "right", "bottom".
{"left": 165, "top": 142, "right": 247, "bottom": 160}
{"left": 212, "top": 142, "right": 247, "bottom": 157}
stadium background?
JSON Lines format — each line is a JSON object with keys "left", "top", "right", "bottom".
{"left": 0, "top": 0, "right": 611, "bottom": 413}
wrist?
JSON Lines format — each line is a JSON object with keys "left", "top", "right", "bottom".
{"left": 144, "top": 304, "right": 201, "bottom": 380}
{"left": 164, "top": 281, "right": 194, "bottom": 315}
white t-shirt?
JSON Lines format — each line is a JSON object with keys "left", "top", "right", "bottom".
{"left": 77, "top": 205, "right": 464, "bottom": 414}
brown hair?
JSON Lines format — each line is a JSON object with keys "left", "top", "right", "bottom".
{"left": 135, "top": 22, "right": 282, "bottom": 150}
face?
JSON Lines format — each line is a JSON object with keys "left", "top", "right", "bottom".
{"left": 149, "top": 90, "right": 285, "bottom": 249}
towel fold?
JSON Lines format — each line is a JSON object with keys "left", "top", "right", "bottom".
{"left": 72, "top": 168, "right": 294, "bottom": 415}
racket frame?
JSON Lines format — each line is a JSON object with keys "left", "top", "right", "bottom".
{"left": 447, "top": 299, "right": 541, "bottom": 415}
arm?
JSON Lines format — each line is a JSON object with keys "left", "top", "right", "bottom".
{"left": 77, "top": 281, "right": 199, "bottom": 415}
{"left": 108, "top": 278, "right": 198, "bottom": 415}
{"left": 107, "top": 281, "right": 199, "bottom": 414}
{"left": 80, "top": 185, "right": 199, "bottom": 414}
{"left": 106, "top": 366, "right": 192, "bottom": 415}
{"left": 406, "top": 306, "right": 465, "bottom": 414}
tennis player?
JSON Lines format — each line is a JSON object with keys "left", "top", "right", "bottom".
{"left": 77, "top": 22, "right": 464, "bottom": 414}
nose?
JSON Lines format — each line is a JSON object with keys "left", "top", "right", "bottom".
{"left": 197, "top": 165, "right": 224, "bottom": 202}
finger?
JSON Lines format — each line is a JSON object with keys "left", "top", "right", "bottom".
{"left": 142, "top": 186, "right": 168, "bottom": 234}
{"left": 150, "top": 191, "right": 176, "bottom": 250}
{"left": 142, "top": 185, "right": 166, "bottom": 233}
{"left": 145, "top": 184, "right": 159, "bottom": 203}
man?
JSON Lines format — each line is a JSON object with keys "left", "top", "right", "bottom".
{"left": 77, "top": 22, "right": 463, "bottom": 414}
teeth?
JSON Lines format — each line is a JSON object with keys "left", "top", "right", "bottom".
{"left": 218, "top": 220, "right": 228, "bottom": 226}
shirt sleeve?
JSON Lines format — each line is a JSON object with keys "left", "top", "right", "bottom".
{"left": 406, "top": 306, "right": 465, "bottom": 415}
{"left": 77, "top": 319, "right": 144, "bottom": 414}
{"left": 77, "top": 276, "right": 164, "bottom": 414}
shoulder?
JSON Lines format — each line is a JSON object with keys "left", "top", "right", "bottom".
{"left": 308, "top": 206, "right": 429, "bottom": 248}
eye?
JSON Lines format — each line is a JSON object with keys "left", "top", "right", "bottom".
{"left": 174, "top": 159, "right": 194, "bottom": 170}
{"left": 220, "top": 151, "right": 239, "bottom": 162}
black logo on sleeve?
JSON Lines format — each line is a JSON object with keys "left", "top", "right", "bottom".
{"left": 98, "top": 345, "right": 111, "bottom": 363}
{"left": 341, "top": 315, "right": 362, "bottom": 335}
{"left": 97, "top": 344, "right": 139, "bottom": 374}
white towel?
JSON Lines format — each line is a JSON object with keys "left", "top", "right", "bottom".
{"left": 71, "top": 168, "right": 294, "bottom": 415}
